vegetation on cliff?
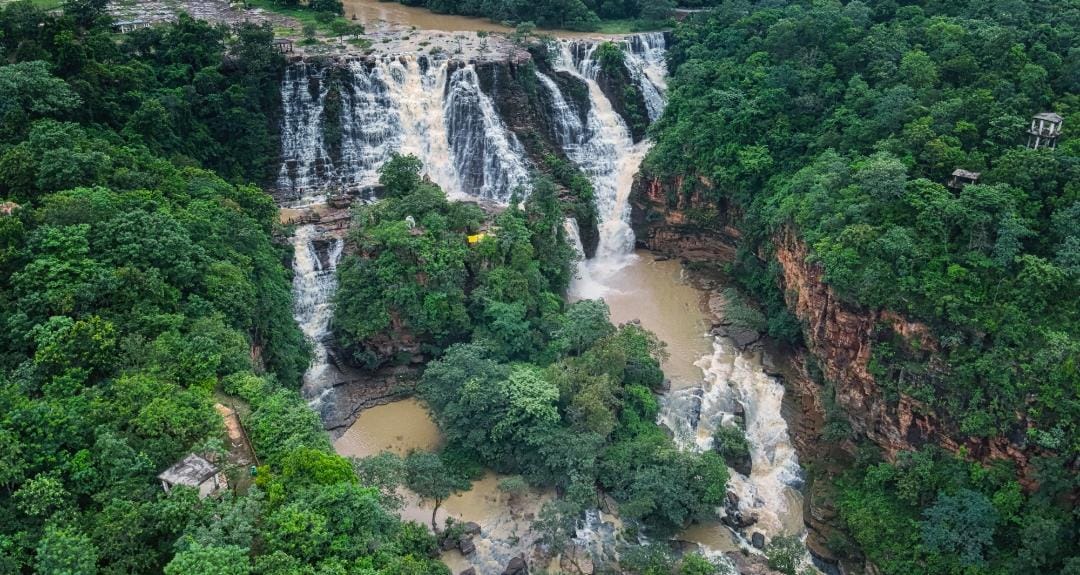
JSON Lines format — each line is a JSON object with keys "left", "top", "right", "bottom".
{"left": 646, "top": 0, "right": 1078, "bottom": 572}
{"left": 0, "top": 3, "right": 451, "bottom": 573}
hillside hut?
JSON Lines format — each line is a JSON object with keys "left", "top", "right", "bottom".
{"left": 1027, "top": 112, "right": 1063, "bottom": 149}
{"left": 158, "top": 454, "right": 226, "bottom": 499}
{"left": 947, "top": 169, "right": 981, "bottom": 190}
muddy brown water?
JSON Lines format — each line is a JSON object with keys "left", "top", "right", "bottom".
{"left": 334, "top": 399, "right": 552, "bottom": 573}
{"left": 588, "top": 252, "right": 713, "bottom": 390}
{"left": 344, "top": 0, "right": 513, "bottom": 33}
{"left": 344, "top": 0, "right": 640, "bottom": 38}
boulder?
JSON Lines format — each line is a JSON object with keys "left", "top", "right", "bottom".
{"left": 462, "top": 522, "right": 482, "bottom": 536}
{"left": 458, "top": 537, "right": 476, "bottom": 556}
{"left": 729, "top": 328, "right": 761, "bottom": 349}
{"left": 502, "top": 555, "right": 527, "bottom": 575}
{"left": 459, "top": 569, "right": 477, "bottom": 575}
{"left": 751, "top": 532, "right": 766, "bottom": 550}
{"left": 721, "top": 492, "right": 757, "bottom": 530}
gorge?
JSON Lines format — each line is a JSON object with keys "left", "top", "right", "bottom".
{"left": 3, "top": 2, "right": 1073, "bottom": 574}
{"left": 280, "top": 29, "right": 817, "bottom": 575}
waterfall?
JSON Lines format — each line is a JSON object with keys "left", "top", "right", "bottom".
{"left": 622, "top": 32, "right": 668, "bottom": 122}
{"left": 563, "top": 217, "right": 606, "bottom": 299}
{"left": 445, "top": 65, "right": 532, "bottom": 202}
{"left": 291, "top": 224, "right": 345, "bottom": 407}
{"left": 659, "top": 338, "right": 805, "bottom": 540}
{"left": 550, "top": 40, "right": 650, "bottom": 269}
{"left": 278, "top": 62, "right": 334, "bottom": 206}
{"left": 276, "top": 56, "right": 531, "bottom": 204}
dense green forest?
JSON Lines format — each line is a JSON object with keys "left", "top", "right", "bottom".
{"left": 646, "top": 0, "right": 1078, "bottom": 573}
{"left": 0, "top": 3, "right": 451, "bottom": 573}
{"left": 334, "top": 156, "right": 731, "bottom": 541}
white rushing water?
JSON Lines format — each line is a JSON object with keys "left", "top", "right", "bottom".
{"left": 278, "top": 55, "right": 530, "bottom": 205}
{"left": 291, "top": 225, "right": 345, "bottom": 405}
{"left": 278, "top": 62, "right": 333, "bottom": 206}
{"left": 659, "top": 338, "right": 805, "bottom": 539}
{"left": 445, "top": 65, "right": 533, "bottom": 201}
{"left": 549, "top": 39, "right": 652, "bottom": 279}
{"left": 624, "top": 32, "right": 669, "bottom": 121}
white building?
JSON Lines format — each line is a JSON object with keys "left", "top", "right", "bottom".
{"left": 158, "top": 454, "right": 227, "bottom": 499}
{"left": 1027, "top": 112, "right": 1063, "bottom": 150}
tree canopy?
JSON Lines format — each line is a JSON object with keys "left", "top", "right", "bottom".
{"left": 646, "top": 1, "right": 1079, "bottom": 572}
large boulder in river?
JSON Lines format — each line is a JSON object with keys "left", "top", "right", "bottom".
{"left": 502, "top": 555, "right": 527, "bottom": 575}
{"left": 458, "top": 537, "right": 476, "bottom": 556}
{"left": 721, "top": 492, "right": 757, "bottom": 530}
{"left": 751, "top": 532, "right": 766, "bottom": 550}
{"left": 459, "top": 569, "right": 476, "bottom": 575}
{"left": 462, "top": 522, "right": 482, "bottom": 536}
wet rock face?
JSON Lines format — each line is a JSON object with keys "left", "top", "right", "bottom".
{"left": 593, "top": 64, "right": 649, "bottom": 143}
{"left": 751, "top": 531, "right": 766, "bottom": 550}
{"left": 473, "top": 57, "right": 600, "bottom": 259}
{"left": 721, "top": 492, "right": 757, "bottom": 530}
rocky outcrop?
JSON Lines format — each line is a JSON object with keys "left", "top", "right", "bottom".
{"left": 502, "top": 555, "right": 528, "bottom": 575}
{"left": 474, "top": 54, "right": 600, "bottom": 257}
{"left": 773, "top": 227, "right": 1043, "bottom": 481}
{"left": 321, "top": 364, "right": 420, "bottom": 438}
{"left": 630, "top": 175, "right": 741, "bottom": 262}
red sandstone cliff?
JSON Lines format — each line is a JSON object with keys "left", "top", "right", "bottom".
{"left": 632, "top": 175, "right": 1044, "bottom": 482}
{"left": 772, "top": 227, "right": 1044, "bottom": 481}
{"left": 630, "top": 175, "right": 741, "bottom": 261}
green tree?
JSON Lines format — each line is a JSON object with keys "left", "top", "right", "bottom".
{"left": 379, "top": 153, "right": 424, "bottom": 197}
{"left": 404, "top": 451, "right": 470, "bottom": 532}
{"left": 921, "top": 489, "right": 998, "bottom": 568}
{"left": 164, "top": 543, "right": 251, "bottom": 575}
{"left": 765, "top": 534, "right": 805, "bottom": 575}
{"left": 36, "top": 524, "right": 98, "bottom": 575}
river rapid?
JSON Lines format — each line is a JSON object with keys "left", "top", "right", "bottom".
{"left": 278, "top": 10, "right": 813, "bottom": 573}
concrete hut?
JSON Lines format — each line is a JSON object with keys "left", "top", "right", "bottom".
{"left": 1027, "top": 112, "right": 1063, "bottom": 150}
{"left": 274, "top": 38, "right": 295, "bottom": 54}
{"left": 947, "top": 169, "right": 981, "bottom": 190}
{"left": 158, "top": 454, "right": 226, "bottom": 499}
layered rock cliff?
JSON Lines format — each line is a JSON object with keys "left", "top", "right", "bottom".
{"left": 630, "top": 175, "right": 741, "bottom": 261}
{"left": 632, "top": 174, "right": 1043, "bottom": 478}
{"left": 772, "top": 227, "right": 1045, "bottom": 481}
{"left": 630, "top": 172, "right": 1055, "bottom": 572}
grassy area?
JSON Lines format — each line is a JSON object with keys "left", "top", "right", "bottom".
{"left": 0, "top": 0, "right": 63, "bottom": 9}
{"left": 245, "top": 0, "right": 357, "bottom": 37}
{"left": 594, "top": 18, "right": 671, "bottom": 34}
